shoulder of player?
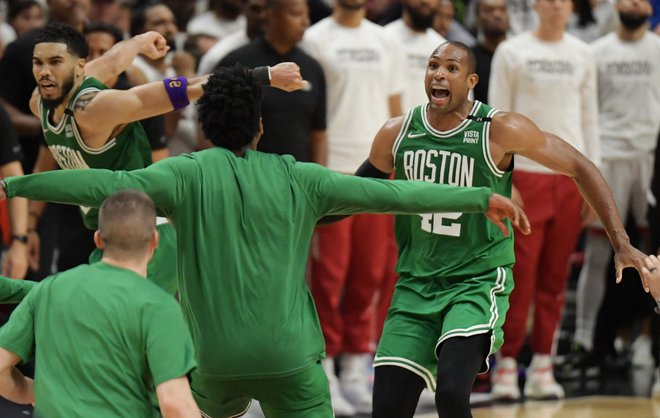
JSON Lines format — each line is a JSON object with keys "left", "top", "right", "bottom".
{"left": 489, "top": 111, "right": 537, "bottom": 145}
{"left": 372, "top": 115, "right": 405, "bottom": 150}
{"left": 381, "top": 115, "right": 406, "bottom": 136}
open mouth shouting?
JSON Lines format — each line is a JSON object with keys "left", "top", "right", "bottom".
{"left": 430, "top": 86, "right": 450, "bottom": 105}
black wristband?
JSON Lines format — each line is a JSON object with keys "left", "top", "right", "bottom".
{"left": 251, "top": 66, "right": 271, "bottom": 86}
{"left": 11, "top": 235, "right": 28, "bottom": 244}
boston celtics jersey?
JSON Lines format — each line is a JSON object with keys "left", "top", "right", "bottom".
{"left": 393, "top": 101, "right": 514, "bottom": 279}
{"left": 39, "top": 76, "right": 152, "bottom": 229}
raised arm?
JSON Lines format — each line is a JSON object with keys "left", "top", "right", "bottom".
{"left": 493, "top": 112, "right": 648, "bottom": 288}
{"left": 84, "top": 31, "right": 169, "bottom": 86}
{"left": 1, "top": 156, "right": 193, "bottom": 216}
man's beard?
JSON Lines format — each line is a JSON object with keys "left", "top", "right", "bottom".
{"left": 483, "top": 26, "right": 507, "bottom": 38}
{"left": 41, "top": 74, "right": 75, "bottom": 110}
{"left": 404, "top": 4, "right": 435, "bottom": 30}
{"left": 618, "top": 12, "right": 649, "bottom": 30}
{"left": 337, "top": 0, "right": 366, "bottom": 12}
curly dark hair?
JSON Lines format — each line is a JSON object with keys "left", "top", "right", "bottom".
{"left": 197, "top": 65, "right": 263, "bottom": 151}
{"left": 34, "top": 22, "right": 89, "bottom": 59}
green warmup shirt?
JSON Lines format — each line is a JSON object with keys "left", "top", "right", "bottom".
{"left": 393, "top": 101, "right": 514, "bottom": 279}
{"left": 0, "top": 276, "right": 36, "bottom": 303}
{"left": 7, "top": 147, "right": 494, "bottom": 379}
{"left": 39, "top": 76, "right": 152, "bottom": 229}
{"left": 0, "top": 263, "right": 196, "bottom": 418}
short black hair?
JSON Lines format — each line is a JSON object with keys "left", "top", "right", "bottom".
{"left": 8, "top": 0, "right": 41, "bottom": 22}
{"left": 433, "top": 41, "right": 477, "bottom": 74}
{"left": 197, "top": 65, "right": 262, "bottom": 151}
{"left": 34, "top": 22, "right": 89, "bottom": 59}
{"left": 83, "top": 22, "right": 124, "bottom": 45}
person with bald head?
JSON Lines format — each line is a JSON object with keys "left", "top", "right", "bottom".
{"left": 361, "top": 40, "right": 646, "bottom": 417}
{"left": 0, "top": 190, "right": 198, "bottom": 417}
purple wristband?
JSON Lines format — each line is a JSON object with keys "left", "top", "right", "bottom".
{"left": 163, "top": 76, "right": 190, "bottom": 111}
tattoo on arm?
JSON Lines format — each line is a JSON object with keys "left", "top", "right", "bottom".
{"left": 73, "top": 91, "right": 100, "bottom": 113}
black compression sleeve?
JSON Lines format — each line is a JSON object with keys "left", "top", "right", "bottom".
{"left": 354, "top": 158, "right": 390, "bottom": 179}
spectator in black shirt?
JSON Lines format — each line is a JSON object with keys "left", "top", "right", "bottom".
{"left": 470, "top": 0, "right": 509, "bottom": 103}
{"left": 218, "top": 0, "right": 327, "bottom": 164}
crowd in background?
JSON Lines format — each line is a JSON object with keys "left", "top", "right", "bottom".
{"left": 0, "top": 0, "right": 658, "bottom": 416}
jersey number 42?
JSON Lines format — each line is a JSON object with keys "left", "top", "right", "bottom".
{"left": 419, "top": 212, "right": 462, "bottom": 237}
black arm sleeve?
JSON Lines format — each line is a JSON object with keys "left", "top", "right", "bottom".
{"left": 317, "top": 159, "right": 391, "bottom": 225}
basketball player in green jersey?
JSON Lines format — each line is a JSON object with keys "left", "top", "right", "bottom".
{"left": 0, "top": 65, "right": 529, "bottom": 417}
{"left": 28, "top": 22, "right": 176, "bottom": 293}
{"left": 364, "top": 41, "right": 649, "bottom": 418}
{"left": 27, "top": 22, "right": 304, "bottom": 294}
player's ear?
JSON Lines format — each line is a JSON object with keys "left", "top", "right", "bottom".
{"left": 94, "top": 230, "right": 105, "bottom": 250}
{"left": 76, "top": 57, "right": 86, "bottom": 76}
{"left": 467, "top": 73, "right": 479, "bottom": 90}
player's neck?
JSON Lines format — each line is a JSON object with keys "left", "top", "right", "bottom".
{"left": 426, "top": 100, "right": 473, "bottom": 131}
{"left": 333, "top": 7, "right": 365, "bottom": 27}
{"left": 101, "top": 256, "right": 149, "bottom": 278}
{"left": 480, "top": 34, "right": 506, "bottom": 52}
{"left": 50, "top": 79, "right": 83, "bottom": 124}
{"left": 265, "top": 34, "right": 296, "bottom": 55}
{"left": 617, "top": 23, "right": 648, "bottom": 42}
{"left": 402, "top": 14, "right": 426, "bottom": 33}
{"left": 534, "top": 24, "right": 565, "bottom": 42}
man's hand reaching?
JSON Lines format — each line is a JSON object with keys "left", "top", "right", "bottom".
{"left": 485, "top": 193, "right": 531, "bottom": 237}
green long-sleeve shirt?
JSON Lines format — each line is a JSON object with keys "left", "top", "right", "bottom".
{"left": 0, "top": 276, "right": 36, "bottom": 304}
{"left": 6, "top": 147, "right": 493, "bottom": 379}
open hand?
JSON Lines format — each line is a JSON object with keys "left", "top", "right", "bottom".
{"left": 485, "top": 193, "right": 531, "bottom": 237}
{"left": 620, "top": 248, "right": 658, "bottom": 295}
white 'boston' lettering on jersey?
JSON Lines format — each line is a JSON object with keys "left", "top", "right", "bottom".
{"left": 48, "top": 145, "right": 90, "bottom": 170}
{"left": 402, "top": 149, "right": 475, "bottom": 187}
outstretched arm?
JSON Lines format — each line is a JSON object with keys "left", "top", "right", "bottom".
{"left": 1, "top": 157, "right": 193, "bottom": 216}
{"left": 299, "top": 163, "right": 529, "bottom": 235}
{"left": 493, "top": 112, "right": 648, "bottom": 289}
{"left": 74, "top": 62, "right": 308, "bottom": 133}
{"left": 0, "top": 276, "right": 36, "bottom": 304}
